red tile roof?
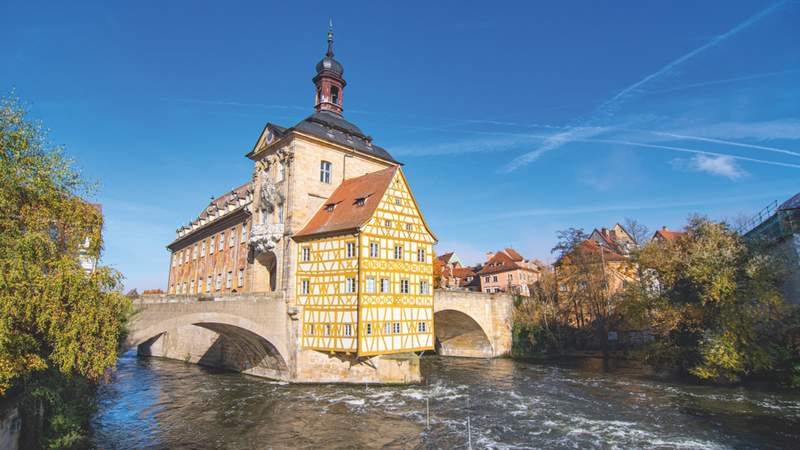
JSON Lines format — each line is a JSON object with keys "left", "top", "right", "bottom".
{"left": 438, "top": 252, "right": 455, "bottom": 264}
{"left": 478, "top": 249, "right": 534, "bottom": 275}
{"left": 294, "top": 167, "right": 397, "bottom": 239}
{"left": 556, "top": 239, "right": 628, "bottom": 265}
{"left": 653, "top": 229, "right": 686, "bottom": 242}
{"left": 504, "top": 247, "right": 524, "bottom": 261}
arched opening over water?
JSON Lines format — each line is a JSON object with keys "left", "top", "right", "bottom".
{"left": 129, "top": 315, "right": 289, "bottom": 380}
{"left": 434, "top": 309, "right": 493, "bottom": 358}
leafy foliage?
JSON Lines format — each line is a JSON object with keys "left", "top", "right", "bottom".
{"left": 0, "top": 95, "right": 130, "bottom": 447}
{"left": 632, "top": 216, "right": 790, "bottom": 382}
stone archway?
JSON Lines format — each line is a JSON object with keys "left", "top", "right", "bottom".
{"left": 128, "top": 312, "right": 289, "bottom": 380}
{"left": 434, "top": 309, "right": 494, "bottom": 358}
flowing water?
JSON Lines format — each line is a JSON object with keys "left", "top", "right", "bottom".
{"left": 91, "top": 352, "right": 800, "bottom": 449}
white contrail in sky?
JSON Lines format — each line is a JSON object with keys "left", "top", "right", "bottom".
{"left": 504, "top": 0, "right": 788, "bottom": 172}
{"left": 651, "top": 131, "right": 800, "bottom": 158}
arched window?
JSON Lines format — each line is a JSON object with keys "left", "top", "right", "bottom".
{"left": 331, "top": 86, "right": 339, "bottom": 105}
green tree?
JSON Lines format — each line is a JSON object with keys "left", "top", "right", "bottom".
{"left": 0, "top": 95, "right": 130, "bottom": 447}
{"left": 633, "top": 215, "right": 789, "bottom": 382}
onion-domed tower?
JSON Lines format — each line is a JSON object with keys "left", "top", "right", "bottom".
{"left": 313, "top": 22, "right": 346, "bottom": 115}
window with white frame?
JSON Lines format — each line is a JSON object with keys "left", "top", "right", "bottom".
{"left": 484, "top": 276, "right": 490, "bottom": 282}
{"left": 190, "top": 279, "right": 195, "bottom": 293}
{"left": 395, "top": 198, "right": 401, "bottom": 205}
{"left": 172, "top": 255, "right": 176, "bottom": 267}
{"left": 218, "top": 232, "right": 225, "bottom": 251}
{"left": 370, "top": 242, "right": 379, "bottom": 258}
{"left": 345, "top": 241, "right": 355, "bottom": 258}
{"left": 229, "top": 228, "right": 236, "bottom": 247}
{"left": 493, "top": 275, "right": 498, "bottom": 282}
{"left": 201, "top": 241, "right": 206, "bottom": 257}
{"left": 345, "top": 277, "right": 356, "bottom": 294}
{"left": 301, "top": 246, "right": 311, "bottom": 262}
{"left": 198, "top": 278, "right": 204, "bottom": 293}
{"left": 417, "top": 248, "right": 425, "bottom": 262}
{"left": 301, "top": 279, "right": 310, "bottom": 294}
{"left": 418, "top": 322, "right": 427, "bottom": 332}
{"left": 365, "top": 323, "right": 372, "bottom": 335}
{"left": 207, "top": 276, "right": 212, "bottom": 292}
{"left": 209, "top": 237, "right": 215, "bottom": 254}
{"left": 320, "top": 160, "right": 332, "bottom": 183}
{"left": 384, "top": 219, "right": 392, "bottom": 228}
{"left": 344, "top": 323, "right": 352, "bottom": 336}
{"left": 406, "top": 223, "right": 412, "bottom": 231}
{"left": 238, "top": 269, "right": 244, "bottom": 287}
{"left": 308, "top": 324, "right": 314, "bottom": 336}
{"left": 226, "top": 271, "right": 233, "bottom": 289}
{"left": 392, "top": 322, "right": 401, "bottom": 334}
{"left": 324, "top": 324, "right": 330, "bottom": 336}
{"left": 365, "top": 277, "right": 375, "bottom": 294}
{"left": 380, "top": 278, "right": 390, "bottom": 293}
{"left": 216, "top": 274, "right": 222, "bottom": 290}
{"left": 192, "top": 245, "right": 198, "bottom": 260}
{"left": 241, "top": 224, "right": 247, "bottom": 242}
{"left": 178, "top": 252, "right": 183, "bottom": 265}
{"left": 278, "top": 162, "right": 285, "bottom": 182}
{"left": 400, "top": 279, "right": 409, "bottom": 294}
{"left": 394, "top": 245, "right": 403, "bottom": 260}
{"left": 384, "top": 322, "right": 391, "bottom": 335}
{"left": 420, "top": 280, "right": 429, "bottom": 295}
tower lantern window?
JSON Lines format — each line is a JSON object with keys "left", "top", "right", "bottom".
{"left": 331, "top": 86, "right": 340, "bottom": 105}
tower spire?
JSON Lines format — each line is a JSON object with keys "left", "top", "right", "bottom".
{"left": 327, "top": 18, "right": 334, "bottom": 57}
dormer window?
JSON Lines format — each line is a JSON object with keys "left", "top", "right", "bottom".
{"left": 325, "top": 203, "right": 336, "bottom": 213}
{"left": 355, "top": 197, "right": 366, "bottom": 207}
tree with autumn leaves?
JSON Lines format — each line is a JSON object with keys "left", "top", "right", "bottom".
{"left": 0, "top": 96, "right": 130, "bottom": 447}
{"left": 630, "top": 216, "right": 794, "bottom": 383}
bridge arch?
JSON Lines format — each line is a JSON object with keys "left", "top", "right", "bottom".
{"left": 128, "top": 312, "right": 289, "bottom": 379}
{"left": 434, "top": 309, "right": 493, "bottom": 357}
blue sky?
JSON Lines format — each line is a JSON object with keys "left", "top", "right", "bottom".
{"left": 2, "top": 1, "right": 798, "bottom": 290}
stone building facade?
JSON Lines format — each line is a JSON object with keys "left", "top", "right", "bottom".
{"left": 165, "top": 27, "right": 436, "bottom": 358}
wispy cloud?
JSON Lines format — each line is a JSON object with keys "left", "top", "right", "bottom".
{"left": 393, "top": 134, "right": 542, "bottom": 156}
{"left": 445, "top": 191, "right": 789, "bottom": 225}
{"left": 502, "top": 127, "right": 609, "bottom": 172}
{"left": 596, "top": 1, "right": 787, "bottom": 116}
{"left": 162, "top": 97, "right": 306, "bottom": 111}
{"left": 672, "top": 154, "right": 749, "bottom": 180}
{"left": 503, "top": 1, "right": 788, "bottom": 171}
{"left": 664, "top": 119, "right": 800, "bottom": 142}
{"left": 643, "top": 68, "right": 800, "bottom": 95}
{"left": 652, "top": 129, "right": 800, "bottom": 158}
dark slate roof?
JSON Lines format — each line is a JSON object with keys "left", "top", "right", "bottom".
{"left": 291, "top": 111, "right": 399, "bottom": 164}
{"left": 779, "top": 192, "right": 800, "bottom": 211}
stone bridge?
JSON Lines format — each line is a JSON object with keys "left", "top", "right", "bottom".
{"left": 127, "top": 290, "right": 513, "bottom": 383}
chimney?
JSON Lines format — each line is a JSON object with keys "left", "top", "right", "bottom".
{"left": 485, "top": 251, "right": 495, "bottom": 262}
{"left": 662, "top": 226, "right": 668, "bottom": 231}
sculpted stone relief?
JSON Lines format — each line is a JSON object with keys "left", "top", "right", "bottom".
{"left": 249, "top": 148, "right": 292, "bottom": 255}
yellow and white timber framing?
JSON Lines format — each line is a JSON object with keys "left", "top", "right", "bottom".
{"left": 295, "top": 169, "right": 436, "bottom": 356}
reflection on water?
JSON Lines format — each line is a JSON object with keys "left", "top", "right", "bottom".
{"left": 91, "top": 352, "right": 800, "bottom": 449}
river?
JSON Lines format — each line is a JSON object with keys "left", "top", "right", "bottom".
{"left": 91, "top": 352, "right": 800, "bottom": 449}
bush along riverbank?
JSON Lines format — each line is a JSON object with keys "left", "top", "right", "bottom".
{"left": 512, "top": 216, "right": 800, "bottom": 388}
{"left": 0, "top": 96, "right": 131, "bottom": 449}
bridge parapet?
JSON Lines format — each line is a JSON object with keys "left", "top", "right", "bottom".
{"left": 135, "top": 292, "right": 286, "bottom": 305}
